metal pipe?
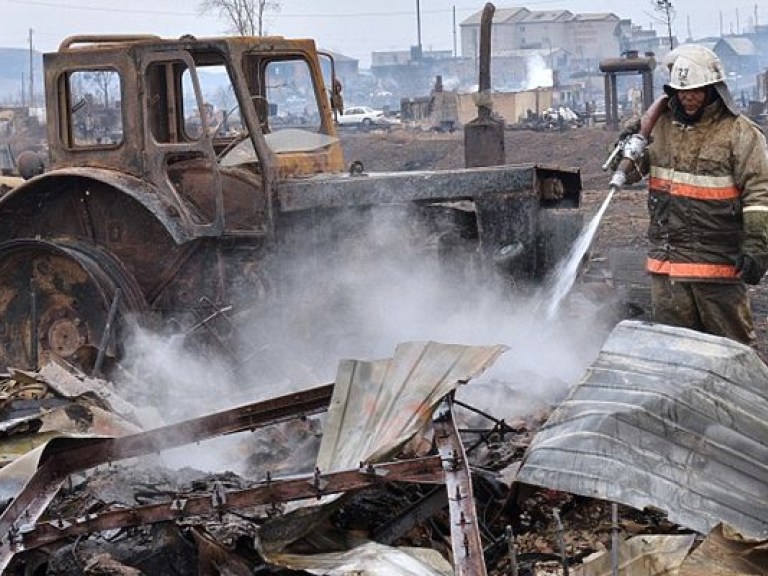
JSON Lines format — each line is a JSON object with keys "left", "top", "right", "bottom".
{"left": 478, "top": 3, "right": 495, "bottom": 118}
{"left": 29, "top": 280, "right": 37, "bottom": 370}
{"left": 610, "top": 74, "right": 620, "bottom": 130}
{"left": 552, "top": 508, "right": 569, "bottom": 576}
{"left": 506, "top": 525, "right": 518, "bottom": 576}
{"left": 93, "top": 288, "right": 121, "bottom": 376}
{"left": 611, "top": 502, "right": 620, "bottom": 576}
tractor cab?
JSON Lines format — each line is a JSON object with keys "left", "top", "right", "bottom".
{"left": 46, "top": 35, "right": 345, "bottom": 184}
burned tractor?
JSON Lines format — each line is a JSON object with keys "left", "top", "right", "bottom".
{"left": 0, "top": 35, "right": 582, "bottom": 371}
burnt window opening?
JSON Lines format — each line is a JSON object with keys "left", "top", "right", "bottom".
{"left": 63, "top": 69, "right": 124, "bottom": 148}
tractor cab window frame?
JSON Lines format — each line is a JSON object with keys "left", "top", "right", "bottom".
{"left": 141, "top": 51, "right": 213, "bottom": 147}
{"left": 59, "top": 67, "right": 124, "bottom": 150}
{"left": 253, "top": 54, "right": 324, "bottom": 134}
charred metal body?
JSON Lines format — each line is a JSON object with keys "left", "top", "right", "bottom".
{"left": 0, "top": 34, "right": 582, "bottom": 371}
{"left": 0, "top": 383, "right": 336, "bottom": 571}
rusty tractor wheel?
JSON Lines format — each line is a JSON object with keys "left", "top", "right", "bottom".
{"left": 0, "top": 239, "right": 148, "bottom": 372}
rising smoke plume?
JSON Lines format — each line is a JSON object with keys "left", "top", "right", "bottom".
{"left": 119, "top": 202, "right": 617, "bottom": 474}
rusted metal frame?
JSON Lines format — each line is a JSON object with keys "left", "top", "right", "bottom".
{"left": 464, "top": 421, "right": 510, "bottom": 456}
{"left": 92, "top": 287, "right": 122, "bottom": 376}
{"left": 59, "top": 35, "right": 163, "bottom": 51}
{"left": 29, "top": 280, "right": 38, "bottom": 369}
{"left": 372, "top": 486, "right": 448, "bottom": 544}
{"left": 224, "top": 43, "right": 280, "bottom": 238}
{"left": 76, "top": 188, "right": 97, "bottom": 242}
{"left": 21, "top": 456, "right": 444, "bottom": 551}
{"left": 145, "top": 240, "right": 201, "bottom": 305}
{"left": 433, "top": 397, "right": 488, "bottom": 576}
{"left": 0, "top": 383, "right": 334, "bottom": 565}
{"left": 454, "top": 399, "right": 517, "bottom": 433}
{"left": 454, "top": 398, "right": 518, "bottom": 456}
{"left": 0, "top": 466, "right": 66, "bottom": 571}
{"left": 54, "top": 383, "right": 335, "bottom": 471}
{"left": 277, "top": 165, "right": 539, "bottom": 212}
{"left": 186, "top": 295, "right": 236, "bottom": 348}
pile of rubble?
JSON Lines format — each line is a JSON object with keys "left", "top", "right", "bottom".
{"left": 0, "top": 324, "right": 767, "bottom": 575}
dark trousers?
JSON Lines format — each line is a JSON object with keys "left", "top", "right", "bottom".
{"left": 650, "top": 274, "right": 756, "bottom": 347}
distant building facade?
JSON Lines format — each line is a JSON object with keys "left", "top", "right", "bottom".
{"left": 460, "top": 8, "right": 624, "bottom": 63}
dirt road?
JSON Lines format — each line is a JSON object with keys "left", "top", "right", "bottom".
{"left": 340, "top": 126, "right": 768, "bottom": 349}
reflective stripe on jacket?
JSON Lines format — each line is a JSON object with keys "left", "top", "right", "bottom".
{"left": 645, "top": 99, "right": 768, "bottom": 282}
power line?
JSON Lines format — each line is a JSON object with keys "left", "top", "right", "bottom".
{"left": 3, "top": 0, "right": 564, "bottom": 19}
{"left": 4, "top": 0, "right": 196, "bottom": 15}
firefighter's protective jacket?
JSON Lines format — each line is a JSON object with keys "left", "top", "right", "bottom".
{"left": 645, "top": 99, "right": 768, "bottom": 282}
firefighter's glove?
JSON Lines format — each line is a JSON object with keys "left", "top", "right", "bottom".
{"left": 607, "top": 134, "right": 648, "bottom": 190}
{"left": 738, "top": 211, "right": 768, "bottom": 285}
{"left": 618, "top": 117, "right": 641, "bottom": 141}
{"left": 606, "top": 118, "right": 645, "bottom": 172}
{"left": 736, "top": 254, "right": 768, "bottom": 285}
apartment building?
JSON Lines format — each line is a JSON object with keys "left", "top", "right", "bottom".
{"left": 460, "top": 7, "right": 623, "bottom": 63}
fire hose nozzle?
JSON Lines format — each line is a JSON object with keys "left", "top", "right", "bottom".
{"left": 607, "top": 133, "right": 648, "bottom": 191}
{"left": 608, "top": 170, "right": 627, "bottom": 191}
{"left": 602, "top": 133, "right": 648, "bottom": 172}
{"left": 622, "top": 133, "right": 647, "bottom": 162}
{"left": 602, "top": 140, "right": 625, "bottom": 172}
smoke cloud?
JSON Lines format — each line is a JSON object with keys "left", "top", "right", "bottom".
{"left": 525, "top": 53, "right": 554, "bottom": 90}
{"left": 118, "top": 202, "right": 617, "bottom": 474}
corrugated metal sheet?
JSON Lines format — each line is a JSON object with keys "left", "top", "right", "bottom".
{"left": 517, "top": 320, "right": 768, "bottom": 538}
{"left": 317, "top": 340, "right": 505, "bottom": 472}
{"left": 679, "top": 523, "right": 768, "bottom": 575}
{"left": 261, "top": 341, "right": 504, "bottom": 573}
{"left": 573, "top": 534, "right": 695, "bottom": 576}
{"left": 270, "top": 542, "right": 453, "bottom": 575}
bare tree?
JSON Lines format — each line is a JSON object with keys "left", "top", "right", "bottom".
{"left": 198, "top": 0, "right": 280, "bottom": 36}
{"left": 84, "top": 70, "right": 117, "bottom": 109}
{"left": 651, "top": 0, "right": 676, "bottom": 50}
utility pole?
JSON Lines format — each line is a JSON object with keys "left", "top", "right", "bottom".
{"left": 415, "top": 0, "right": 423, "bottom": 60}
{"left": 453, "top": 5, "right": 457, "bottom": 58}
{"left": 28, "top": 28, "right": 34, "bottom": 109}
{"left": 654, "top": 1, "right": 675, "bottom": 50}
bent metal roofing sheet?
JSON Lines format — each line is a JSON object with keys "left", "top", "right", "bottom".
{"left": 517, "top": 320, "right": 768, "bottom": 538}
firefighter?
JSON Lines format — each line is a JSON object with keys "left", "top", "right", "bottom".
{"left": 630, "top": 45, "right": 768, "bottom": 346}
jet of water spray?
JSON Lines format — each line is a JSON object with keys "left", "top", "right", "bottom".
{"left": 537, "top": 188, "right": 616, "bottom": 320}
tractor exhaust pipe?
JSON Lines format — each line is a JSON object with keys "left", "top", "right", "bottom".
{"left": 464, "top": 3, "right": 506, "bottom": 168}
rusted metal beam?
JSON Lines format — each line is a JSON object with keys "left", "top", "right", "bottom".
{"left": 0, "top": 383, "right": 334, "bottom": 570}
{"left": 49, "top": 383, "right": 334, "bottom": 472}
{"left": 372, "top": 486, "right": 448, "bottom": 544}
{"left": 434, "top": 397, "right": 488, "bottom": 576}
{"left": 277, "top": 165, "right": 539, "bottom": 211}
{"left": 19, "top": 456, "right": 445, "bottom": 551}
{"left": 2, "top": 387, "right": 494, "bottom": 576}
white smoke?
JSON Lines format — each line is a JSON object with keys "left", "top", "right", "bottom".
{"left": 117, "top": 204, "right": 617, "bottom": 474}
{"left": 525, "top": 53, "right": 554, "bottom": 90}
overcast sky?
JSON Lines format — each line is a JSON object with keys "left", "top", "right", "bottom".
{"left": 0, "top": 0, "right": 760, "bottom": 66}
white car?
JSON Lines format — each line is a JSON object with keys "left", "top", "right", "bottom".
{"left": 337, "top": 106, "right": 389, "bottom": 127}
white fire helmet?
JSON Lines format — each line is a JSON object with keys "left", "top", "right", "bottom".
{"left": 663, "top": 44, "right": 738, "bottom": 114}
{"left": 665, "top": 44, "right": 725, "bottom": 90}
